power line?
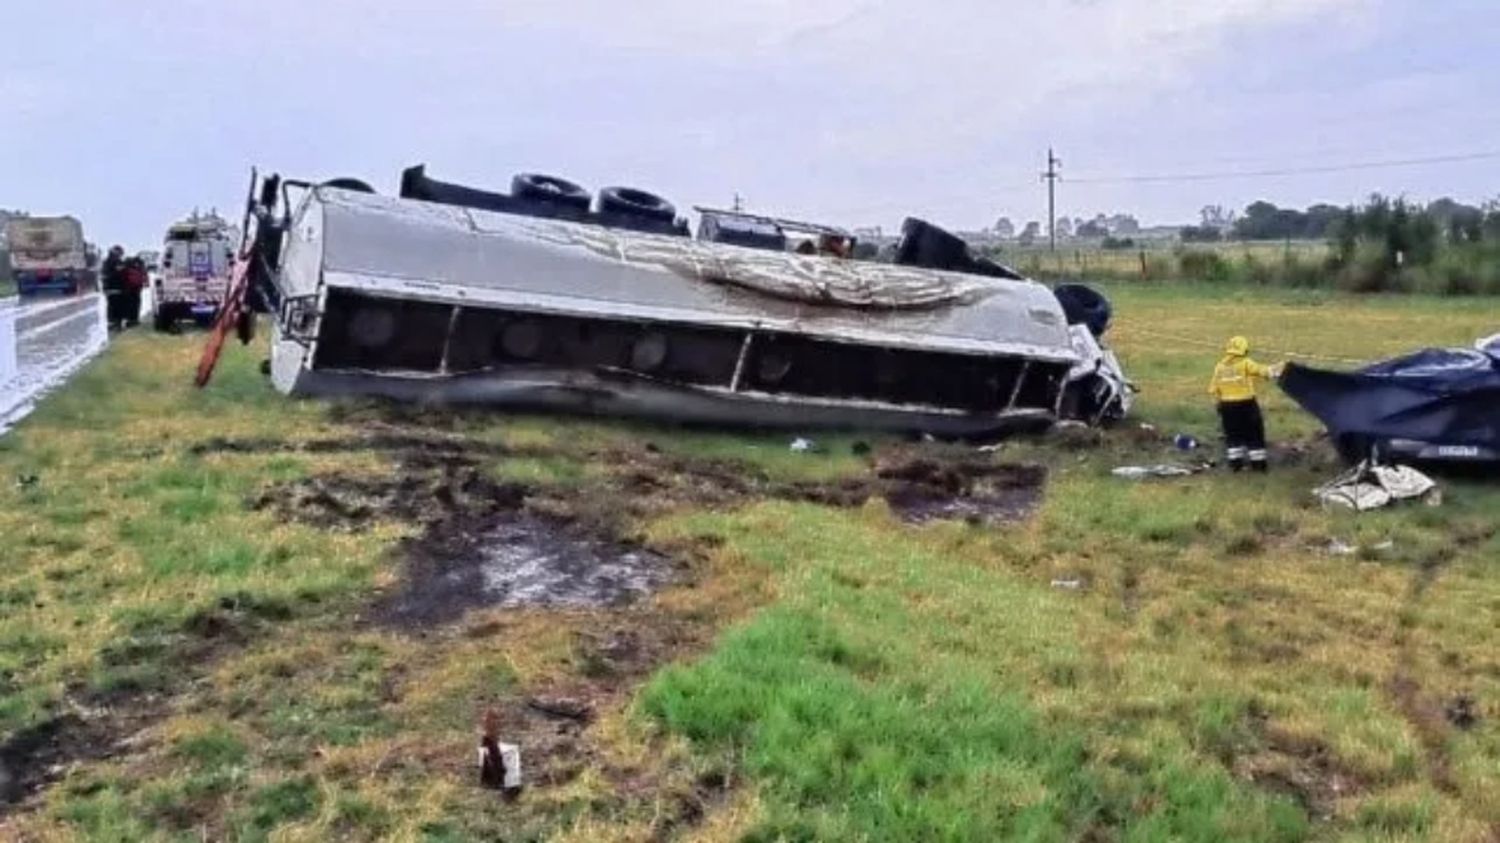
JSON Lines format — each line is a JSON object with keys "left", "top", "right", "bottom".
{"left": 718, "top": 148, "right": 1500, "bottom": 224}
{"left": 1068, "top": 151, "right": 1500, "bottom": 185}
{"left": 806, "top": 182, "right": 1037, "bottom": 220}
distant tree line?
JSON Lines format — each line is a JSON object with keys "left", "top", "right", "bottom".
{"left": 993, "top": 212, "right": 1141, "bottom": 242}
{"left": 1021, "top": 194, "right": 1500, "bottom": 296}
{"left": 1323, "top": 195, "right": 1500, "bottom": 294}
{"left": 1171, "top": 194, "right": 1500, "bottom": 295}
{"left": 1179, "top": 197, "right": 1500, "bottom": 245}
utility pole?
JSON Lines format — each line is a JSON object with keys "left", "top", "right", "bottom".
{"left": 1042, "top": 148, "right": 1062, "bottom": 253}
{"left": 732, "top": 192, "right": 744, "bottom": 212}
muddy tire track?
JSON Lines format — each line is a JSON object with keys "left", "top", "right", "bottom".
{"left": 1387, "top": 548, "right": 1462, "bottom": 796}
{"left": 1384, "top": 522, "right": 1497, "bottom": 800}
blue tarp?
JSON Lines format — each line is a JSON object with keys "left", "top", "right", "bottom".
{"left": 1280, "top": 338, "right": 1500, "bottom": 453}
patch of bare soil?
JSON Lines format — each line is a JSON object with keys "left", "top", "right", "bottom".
{"left": 1, "top": 716, "right": 105, "bottom": 807}
{"left": 0, "top": 595, "right": 286, "bottom": 810}
{"left": 246, "top": 432, "right": 1045, "bottom": 627}
{"left": 870, "top": 454, "right": 1046, "bottom": 524}
{"left": 1233, "top": 726, "right": 1368, "bottom": 821}
{"left": 0, "top": 702, "right": 162, "bottom": 811}
{"left": 190, "top": 431, "right": 514, "bottom": 461}
{"left": 250, "top": 463, "right": 526, "bottom": 532}
{"left": 236, "top": 427, "right": 1047, "bottom": 832}
{"left": 603, "top": 444, "right": 1046, "bottom": 526}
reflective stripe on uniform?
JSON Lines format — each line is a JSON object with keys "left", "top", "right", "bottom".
{"left": 1248, "top": 449, "right": 1268, "bottom": 462}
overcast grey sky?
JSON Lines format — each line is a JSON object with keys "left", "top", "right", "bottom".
{"left": 4, "top": 0, "right": 1498, "bottom": 247}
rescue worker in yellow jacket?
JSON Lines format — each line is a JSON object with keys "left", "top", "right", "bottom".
{"left": 1209, "top": 336, "right": 1284, "bottom": 472}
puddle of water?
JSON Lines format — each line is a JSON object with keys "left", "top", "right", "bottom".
{"left": 474, "top": 515, "right": 674, "bottom": 609}
{"left": 375, "top": 511, "right": 677, "bottom": 627}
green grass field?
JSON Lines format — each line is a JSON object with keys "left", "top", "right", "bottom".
{"left": 1, "top": 284, "right": 1497, "bottom": 841}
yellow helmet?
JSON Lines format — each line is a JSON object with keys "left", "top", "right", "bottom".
{"left": 1224, "top": 336, "right": 1250, "bottom": 356}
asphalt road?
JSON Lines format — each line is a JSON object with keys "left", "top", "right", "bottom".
{"left": 0, "top": 292, "right": 110, "bottom": 432}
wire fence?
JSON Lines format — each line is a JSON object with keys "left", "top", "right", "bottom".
{"left": 996, "top": 239, "right": 1331, "bottom": 280}
{"left": 1110, "top": 323, "right": 1374, "bottom": 367}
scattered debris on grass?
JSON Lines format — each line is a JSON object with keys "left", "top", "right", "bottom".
{"left": 1323, "top": 538, "right": 1395, "bottom": 557}
{"left": 1315, "top": 461, "right": 1439, "bottom": 511}
{"left": 1172, "top": 433, "right": 1200, "bottom": 451}
{"left": 478, "top": 709, "right": 523, "bottom": 796}
{"left": 1111, "top": 463, "right": 1210, "bottom": 480}
{"left": 449, "top": 613, "right": 715, "bottom": 798}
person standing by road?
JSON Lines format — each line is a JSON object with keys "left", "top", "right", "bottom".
{"left": 121, "top": 254, "right": 147, "bottom": 329}
{"left": 1209, "top": 336, "right": 1284, "bottom": 472}
{"left": 101, "top": 245, "right": 126, "bottom": 329}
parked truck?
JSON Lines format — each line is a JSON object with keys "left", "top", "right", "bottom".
{"left": 4, "top": 216, "right": 89, "bottom": 296}
{"left": 154, "top": 211, "right": 237, "bottom": 331}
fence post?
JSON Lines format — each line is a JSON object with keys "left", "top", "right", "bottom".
{"left": 1139, "top": 250, "right": 1148, "bottom": 279}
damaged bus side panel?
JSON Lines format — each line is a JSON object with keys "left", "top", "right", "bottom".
{"left": 236, "top": 169, "right": 1128, "bottom": 436}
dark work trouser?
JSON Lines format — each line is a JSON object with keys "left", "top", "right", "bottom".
{"left": 121, "top": 287, "right": 142, "bottom": 326}
{"left": 1217, "top": 398, "right": 1267, "bottom": 469}
{"left": 104, "top": 287, "right": 123, "bottom": 327}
